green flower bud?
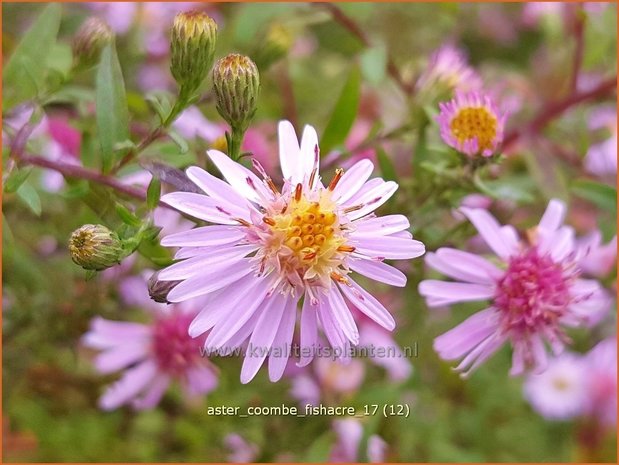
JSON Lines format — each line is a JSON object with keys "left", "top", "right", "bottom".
{"left": 254, "top": 23, "right": 293, "bottom": 70}
{"left": 147, "top": 271, "right": 180, "bottom": 304}
{"left": 69, "top": 224, "right": 123, "bottom": 271}
{"left": 170, "top": 11, "right": 218, "bottom": 95}
{"left": 212, "top": 54, "right": 260, "bottom": 131}
{"left": 72, "top": 17, "right": 114, "bottom": 69}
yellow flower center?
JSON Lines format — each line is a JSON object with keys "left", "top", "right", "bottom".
{"left": 263, "top": 187, "right": 352, "bottom": 281}
{"left": 450, "top": 107, "right": 497, "bottom": 152}
{"left": 551, "top": 377, "right": 571, "bottom": 392}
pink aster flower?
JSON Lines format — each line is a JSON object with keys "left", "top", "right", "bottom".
{"left": 330, "top": 419, "right": 387, "bottom": 462}
{"left": 82, "top": 301, "right": 218, "bottom": 410}
{"left": 583, "top": 337, "right": 617, "bottom": 426}
{"left": 158, "top": 120, "right": 425, "bottom": 383}
{"left": 437, "top": 90, "right": 507, "bottom": 157}
{"left": 416, "top": 43, "right": 483, "bottom": 93}
{"left": 524, "top": 351, "right": 588, "bottom": 420}
{"left": 419, "top": 199, "right": 610, "bottom": 377}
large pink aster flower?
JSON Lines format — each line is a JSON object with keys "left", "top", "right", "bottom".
{"left": 158, "top": 120, "right": 425, "bottom": 383}
{"left": 419, "top": 200, "right": 610, "bottom": 377}
{"left": 82, "top": 299, "right": 218, "bottom": 410}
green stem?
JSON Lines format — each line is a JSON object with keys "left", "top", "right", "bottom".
{"left": 227, "top": 125, "right": 246, "bottom": 161}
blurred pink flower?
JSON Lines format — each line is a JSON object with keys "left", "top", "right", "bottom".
{"left": 419, "top": 200, "right": 611, "bottom": 377}
{"left": 329, "top": 419, "right": 387, "bottom": 462}
{"left": 524, "top": 337, "right": 617, "bottom": 426}
{"left": 416, "top": 43, "right": 483, "bottom": 93}
{"left": 224, "top": 433, "right": 259, "bottom": 463}
{"left": 437, "top": 91, "right": 506, "bottom": 157}
{"left": 577, "top": 230, "right": 617, "bottom": 279}
{"left": 524, "top": 352, "right": 587, "bottom": 420}
{"left": 583, "top": 337, "right": 617, "bottom": 426}
{"left": 157, "top": 121, "right": 424, "bottom": 383}
{"left": 584, "top": 107, "right": 617, "bottom": 181}
{"left": 82, "top": 297, "right": 218, "bottom": 410}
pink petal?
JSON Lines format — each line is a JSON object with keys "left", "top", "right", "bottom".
{"left": 186, "top": 166, "right": 255, "bottom": 212}
{"left": 460, "top": 207, "right": 518, "bottom": 259}
{"left": 268, "top": 297, "right": 298, "bottom": 382}
{"left": 158, "top": 245, "right": 257, "bottom": 281}
{"left": 161, "top": 225, "right": 245, "bottom": 247}
{"left": 425, "top": 248, "right": 502, "bottom": 285}
{"left": 433, "top": 308, "right": 500, "bottom": 360}
{"left": 131, "top": 374, "right": 170, "bottom": 410}
{"left": 167, "top": 260, "right": 252, "bottom": 302}
{"left": 278, "top": 120, "right": 302, "bottom": 183}
{"left": 300, "top": 124, "right": 319, "bottom": 184}
{"left": 298, "top": 296, "right": 319, "bottom": 367}
{"left": 331, "top": 159, "right": 374, "bottom": 203}
{"left": 99, "top": 360, "right": 158, "bottom": 411}
{"left": 207, "top": 149, "right": 271, "bottom": 202}
{"left": 338, "top": 278, "right": 395, "bottom": 331}
{"left": 325, "top": 286, "right": 359, "bottom": 344}
{"left": 161, "top": 192, "right": 249, "bottom": 224}
{"left": 351, "top": 214, "right": 410, "bottom": 237}
{"left": 185, "top": 365, "right": 218, "bottom": 395}
{"left": 345, "top": 181, "right": 398, "bottom": 220}
{"left": 240, "top": 293, "right": 287, "bottom": 383}
{"left": 418, "top": 280, "right": 494, "bottom": 307}
{"left": 349, "top": 259, "right": 407, "bottom": 287}
{"left": 353, "top": 236, "right": 425, "bottom": 260}
{"left": 317, "top": 299, "right": 351, "bottom": 362}
{"left": 94, "top": 342, "right": 148, "bottom": 374}
{"left": 538, "top": 199, "right": 566, "bottom": 232}
{"left": 204, "top": 279, "right": 271, "bottom": 350}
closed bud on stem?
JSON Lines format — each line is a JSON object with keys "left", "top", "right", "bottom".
{"left": 170, "top": 11, "right": 218, "bottom": 96}
{"left": 147, "top": 271, "right": 181, "bottom": 304}
{"left": 72, "top": 17, "right": 114, "bottom": 69}
{"left": 69, "top": 224, "right": 123, "bottom": 271}
{"left": 212, "top": 54, "right": 260, "bottom": 132}
{"left": 254, "top": 23, "right": 293, "bottom": 70}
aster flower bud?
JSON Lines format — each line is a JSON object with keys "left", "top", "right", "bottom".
{"left": 254, "top": 23, "right": 293, "bottom": 70}
{"left": 170, "top": 11, "right": 218, "bottom": 95}
{"left": 212, "top": 54, "right": 260, "bottom": 132}
{"left": 69, "top": 224, "right": 123, "bottom": 271}
{"left": 72, "top": 17, "right": 114, "bottom": 69}
{"left": 148, "top": 271, "right": 181, "bottom": 304}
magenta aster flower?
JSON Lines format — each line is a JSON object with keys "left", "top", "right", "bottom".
{"left": 82, "top": 303, "right": 218, "bottom": 410}
{"left": 158, "top": 120, "right": 425, "bottom": 383}
{"left": 419, "top": 199, "right": 610, "bottom": 377}
{"left": 583, "top": 337, "right": 617, "bottom": 426}
{"left": 437, "top": 90, "right": 506, "bottom": 157}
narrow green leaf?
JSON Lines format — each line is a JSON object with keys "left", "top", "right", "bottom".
{"left": 572, "top": 179, "right": 617, "bottom": 211}
{"left": 146, "top": 177, "right": 161, "bottom": 211}
{"left": 2, "top": 3, "right": 62, "bottom": 109}
{"left": 320, "top": 66, "right": 361, "bottom": 153}
{"left": 96, "top": 43, "right": 130, "bottom": 173}
{"left": 16, "top": 182, "right": 42, "bottom": 216}
{"left": 377, "top": 147, "right": 397, "bottom": 181}
{"left": 115, "top": 202, "right": 142, "bottom": 227}
{"left": 168, "top": 130, "right": 189, "bottom": 154}
{"left": 3, "top": 168, "right": 33, "bottom": 193}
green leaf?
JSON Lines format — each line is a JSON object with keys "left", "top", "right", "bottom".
{"left": 115, "top": 202, "right": 142, "bottom": 227}
{"left": 3, "top": 168, "right": 33, "bottom": 193}
{"left": 360, "top": 43, "right": 387, "bottom": 85}
{"left": 168, "top": 130, "right": 189, "bottom": 154}
{"left": 320, "top": 66, "right": 361, "bottom": 153}
{"left": 377, "top": 147, "right": 397, "bottom": 181}
{"left": 572, "top": 179, "right": 617, "bottom": 211}
{"left": 2, "top": 3, "right": 62, "bottom": 109}
{"left": 96, "top": 43, "right": 130, "bottom": 173}
{"left": 474, "top": 173, "right": 536, "bottom": 203}
{"left": 16, "top": 182, "right": 42, "bottom": 216}
{"left": 146, "top": 177, "right": 161, "bottom": 211}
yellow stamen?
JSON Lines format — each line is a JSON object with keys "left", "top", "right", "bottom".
{"left": 449, "top": 107, "right": 497, "bottom": 152}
